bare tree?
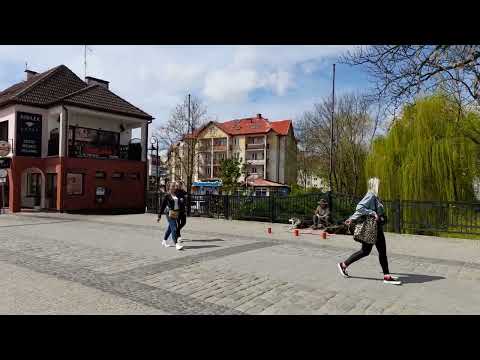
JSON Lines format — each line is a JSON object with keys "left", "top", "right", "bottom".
{"left": 159, "top": 95, "right": 208, "bottom": 197}
{"left": 298, "top": 93, "right": 376, "bottom": 195}
{"left": 341, "top": 45, "right": 480, "bottom": 110}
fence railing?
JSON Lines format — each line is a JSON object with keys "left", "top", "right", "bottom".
{"left": 146, "top": 191, "right": 480, "bottom": 237}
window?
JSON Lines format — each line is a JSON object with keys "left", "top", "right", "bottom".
{"left": 26, "top": 173, "right": 41, "bottom": 197}
{"left": 66, "top": 173, "right": 83, "bottom": 195}
{"left": 251, "top": 167, "right": 257, "bottom": 174}
{"left": 95, "top": 171, "right": 106, "bottom": 179}
{"left": 0, "top": 121, "right": 8, "bottom": 142}
{"left": 255, "top": 187, "right": 268, "bottom": 197}
{"left": 112, "top": 172, "right": 124, "bottom": 179}
{"left": 252, "top": 153, "right": 257, "bottom": 160}
{"left": 207, "top": 167, "right": 211, "bottom": 175}
{"left": 128, "top": 172, "right": 139, "bottom": 180}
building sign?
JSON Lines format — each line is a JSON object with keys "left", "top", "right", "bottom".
{"left": 70, "top": 126, "right": 120, "bottom": 159}
{"left": 0, "top": 158, "right": 11, "bottom": 169}
{"left": 0, "top": 169, "right": 7, "bottom": 178}
{"left": 66, "top": 173, "right": 83, "bottom": 195}
{"left": 0, "top": 141, "right": 11, "bottom": 157}
{"left": 16, "top": 112, "right": 42, "bottom": 157}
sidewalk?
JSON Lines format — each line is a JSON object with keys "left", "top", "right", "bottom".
{"left": 13, "top": 212, "right": 480, "bottom": 265}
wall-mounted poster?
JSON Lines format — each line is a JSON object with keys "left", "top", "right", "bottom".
{"left": 66, "top": 173, "right": 83, "bottom": 195}
{"left": 16, "top": 112, "right": 42, "bottom": 157}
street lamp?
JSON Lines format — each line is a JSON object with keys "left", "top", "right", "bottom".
{"left": 149, "top": 136, "right": 160, "bottom": 213}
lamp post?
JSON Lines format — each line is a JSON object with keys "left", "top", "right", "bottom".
{"left": 149, "top": 136, "right": 160, "bottom": 213}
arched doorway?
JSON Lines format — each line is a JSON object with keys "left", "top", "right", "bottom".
{"left": 21, "top": 167, "right": 46, "bottom": 210}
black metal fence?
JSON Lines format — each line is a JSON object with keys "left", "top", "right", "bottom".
{"left": 146, "top": 191, "right": 480, "bottom": 237}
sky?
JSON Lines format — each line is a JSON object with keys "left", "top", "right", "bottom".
{"left": 0, "top": 45, "right": 371, "bottom": 129}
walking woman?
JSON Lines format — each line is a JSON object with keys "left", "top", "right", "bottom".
{"left": 337, "top": 178, "right": 401, "bottom": 285}
{"left": 157, "top": 182, "right": 184, "bottom": 250}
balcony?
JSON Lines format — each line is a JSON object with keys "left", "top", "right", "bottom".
{"left": 246, "top": 143, "right": 265, "bottom": 150}
{"left": 246, "top": 159, "right": 265, "bottom": 166}
{"left": 198, "top": 145, "right": 211, "bottom": 152}
{"left": 213, "top": 145, "right": 227, "bottom": 152}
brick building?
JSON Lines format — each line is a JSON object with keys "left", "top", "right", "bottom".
{"left": 0, "top": 65, "right": 153, "bottom": 213}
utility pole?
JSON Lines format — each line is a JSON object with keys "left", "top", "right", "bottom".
{"left": 329, "top": 63, "right": 336, "bottom": 194}
{"left": 187, "top": 94, "right": 192, "bottom": 216}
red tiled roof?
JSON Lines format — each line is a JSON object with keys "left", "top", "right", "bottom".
{"left": 246, "top": 178, "right": 289, "bottom": 187}
{"left": 194, "top": 116, "right": 292, "bottom": 138}
{"left": 270, "top": 119, "right": 292, "bottom": 136}
{"left": 0, "top": 65, "right": 153, "bottom": 120}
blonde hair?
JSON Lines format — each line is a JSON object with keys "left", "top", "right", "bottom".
{"left": 367, "top": 177, "right": 380, "bottom": 196}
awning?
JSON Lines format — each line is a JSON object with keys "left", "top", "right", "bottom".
{"left": 192, "top": 181, "right": 222, "bottom": 188}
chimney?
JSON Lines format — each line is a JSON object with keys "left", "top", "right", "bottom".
{"left": 256, "top": 113, "right": 262, "bottom": 118}
{"left": 25, "top": 69, "right": 37, "bottom": 80}
{"left": 85, "top": 76, "right": 109, "bottom": 89}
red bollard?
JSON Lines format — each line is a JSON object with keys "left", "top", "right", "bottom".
{"left": 267, "top": 227, "right": 272, "bottom": 234}
{"left": 294, "top": 229, "right": 299, "bottom": 236}
{"left": 321, "top": 231, "right": 327, "bottom": 240}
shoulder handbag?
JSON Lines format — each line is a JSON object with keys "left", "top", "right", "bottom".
{"left": 168, "top": 210, "right": 179, "bottom": 219}
{"left": 353, "top": 216, "right": 378, "bottom": 244}
{"left": 353, "top": 197, "right": 378, "bottom": 244}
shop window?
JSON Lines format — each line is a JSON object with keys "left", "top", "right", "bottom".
{"left": 255, "top": 187, "right": 268, "bottom": 197}
{"left": 0, "top": 121, "right": 8, "bottom": 142}
{"left": 96, "top": 171, "right": 106, "bottom": 179}
{"left": 66, "top": 173, "right": 83, "bottom": 195}
{"left": 26, "top": 173, "right": 41, "bottom": 197}
{"left": 112, "top": 172, "right": 124, "bottom": 179}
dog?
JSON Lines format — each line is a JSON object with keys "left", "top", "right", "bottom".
{"left": 288, "top": 217, "right": 309, "bottom": 230}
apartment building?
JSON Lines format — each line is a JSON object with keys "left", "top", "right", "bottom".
{"left": 168, "top": 114, "right": 297, "bottom": 189}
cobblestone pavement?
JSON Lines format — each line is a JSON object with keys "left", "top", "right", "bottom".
{"left": 1, "top": 213, "right": 479, "bottom": 314}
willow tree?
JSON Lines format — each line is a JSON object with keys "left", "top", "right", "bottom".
{"left": 366, "top": 94, "right": 480, "bottom": 202}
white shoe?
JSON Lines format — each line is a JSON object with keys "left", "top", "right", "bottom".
{"left": 176, "top": 243, "right": 184, "bottom": 250}
{"left": 383, "top": 275, "right": 402, "bottom": 285}
{"left": 177, "top": 237, "right": 182, "bottom": 243}
{"left": 162, "top": 240, "right": 173, "bottom": 248}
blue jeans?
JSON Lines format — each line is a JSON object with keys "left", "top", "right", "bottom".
{"left": 164, "top": 216, "right": 178, "bottom": 244}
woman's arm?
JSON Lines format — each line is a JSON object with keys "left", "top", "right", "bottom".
{"left": 158, "top": 195, "right": 170, "bottom": 219}
{"left": 348, "top": 193, "right": 377, "bottom": 222}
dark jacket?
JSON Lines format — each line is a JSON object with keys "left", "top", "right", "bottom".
{"left": 175, "top": 189, "right": 187, "bottom": 213}
{"left": 158, "top": 193, "right": 180, "bottom": 218}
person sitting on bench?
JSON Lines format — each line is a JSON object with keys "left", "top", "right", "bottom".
{"left": 312, "top": 199, "right": 330, "bottom": 229}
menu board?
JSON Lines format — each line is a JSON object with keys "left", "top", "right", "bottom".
{"left": 66, "top": 173, "right": 83, "bottom": 195}
{"left": 16, "top": 112, "right": 42, "bottom": 157}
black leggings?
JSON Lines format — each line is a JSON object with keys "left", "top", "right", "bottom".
{"left": 344, "top": 226, "right": 390, "bottom": 275}
{"left": 177, "top": 213, "right": 187, "bottom": 238}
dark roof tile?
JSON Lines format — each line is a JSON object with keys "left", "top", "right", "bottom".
{"left": 0, "top": 64, "right": 153, "bottom": 120}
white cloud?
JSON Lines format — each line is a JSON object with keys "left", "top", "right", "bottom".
{"left": 0, "top": 45, "right": 358, "bottom": 126}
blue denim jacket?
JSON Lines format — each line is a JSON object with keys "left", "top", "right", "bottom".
{"left": 349, "top": 191, "right": 384, "bottom": 221}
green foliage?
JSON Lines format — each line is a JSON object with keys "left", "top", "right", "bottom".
{"left": 366, "top": 94, "right": 480, "bottom": 202}
{"left": 219, "top": 158, "right": 242, "bottom": 194}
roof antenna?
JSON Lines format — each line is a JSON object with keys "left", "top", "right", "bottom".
{"left": 25, "top": 61, "right": 28, "bottom": 70}
{"left": 83, "top": 45, "right": 93, "bottom": 81}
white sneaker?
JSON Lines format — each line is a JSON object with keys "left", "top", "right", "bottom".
{"left": 176, "top": 243, "right": 184, "bottom": 250}
{"left": 177, "top": 237, "right": 182, "bottom": 243}
{"left": 162, "top": 240, "right": 173, "bottom": 248}
{"left": 383, "top": 275, "right": 402, "bottom": 285}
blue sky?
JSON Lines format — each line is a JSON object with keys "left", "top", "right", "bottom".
{"left": 0, "top": 45, "right": 371, "bottom": 127}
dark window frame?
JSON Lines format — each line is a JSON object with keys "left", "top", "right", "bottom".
{"left": 95, "top": 171, "right": 106, "bottom": 179}
{"left": 111, "top": 172, "right": 124, "bottom": 179}
{"left": 26, "top": 173, "right": 41, "bottom": 198}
